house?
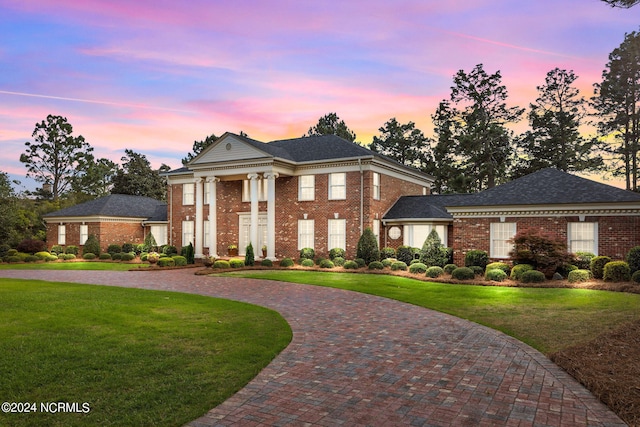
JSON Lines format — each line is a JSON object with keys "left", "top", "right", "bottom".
{"left": 384, "top": 168, "right": 640, "bottom": 265}
{"left": 164, "top": 132, "right": 434, "bottom": 259}
{"left": 43, "top": 194, "right": 167, "bottom": 252}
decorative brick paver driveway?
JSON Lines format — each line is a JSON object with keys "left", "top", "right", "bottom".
{"left": 0, "top": 269, "right": 625, "bottom": 426}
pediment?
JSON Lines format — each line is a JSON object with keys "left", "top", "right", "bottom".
{"left": 190, "top": 134, "right": 271, "bottom": 166}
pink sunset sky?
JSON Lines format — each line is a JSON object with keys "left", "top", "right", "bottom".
{"left": 1, "top": 0, "right": 639, "bottom": 191}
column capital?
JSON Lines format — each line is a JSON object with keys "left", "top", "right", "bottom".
{"left": 205, "top": 176, "right": 220, "bottom": 183}
{"left": 263, "top": 172, "right": 279, "bottom": 180}
{"left": 194, "top": 177, "right": 204, "bottom": 184}
{"left": 247, "top": 173, "right": 260, "bottom": 180}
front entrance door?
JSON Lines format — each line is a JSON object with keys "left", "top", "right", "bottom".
{"left": 238, "top": 213, "right": 267, "bottom": 255}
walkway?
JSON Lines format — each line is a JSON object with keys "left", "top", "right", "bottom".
{"left": 0, "top": 269, "right": 626, "bottom": 426}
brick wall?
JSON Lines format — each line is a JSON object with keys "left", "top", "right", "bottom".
{"left": 46, "top": 221, "right": 144, "bottom": 253}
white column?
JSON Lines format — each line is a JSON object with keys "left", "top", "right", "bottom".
{"left": 264, "top": 172, "right": 279, "bottom": 260}
{"left": 206, "top": 176, "right": 219, "bottom": 257}
{"left": 194, "top": 177, "right": 204, "bottom": 258}
{"left": 248, "top": 173, "right": 260, "bottom": 257}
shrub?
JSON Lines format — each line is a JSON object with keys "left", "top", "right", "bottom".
{"left": 140, "top": 253, "right": 148, "bottom": 261}
{"left": 464, "top": 250, "right": 489, "bottom": 269}
{"left": 319, "top": 259, "right": 335, "bottom": 269}
{"left": 7, "top": 256, "right": 21, "bottom": 263}
{"left": 368, "top": 261, "right": 384, "bottom": 270}
{"left": 470, "top": 266, "right": 484, "bottom": 275}
{"left": 49, "top": 245, "right": 64, "bottom": 255}
{"left": 99, "top": 253, "right": 112, "bottom": 260}
{"left": 163, "top": 245, "right": 178, "bottom": 256}
{"left": 112, "top": 253, "right": 123, "bottom": 260}
{"left": 391, "top": 261, "right": 408, "bottom": 271}
{"left": 135, "top": 244, "right": 145, "bottom": 254}
{"left": 603, "top": 261, "right": 631, "bottom": 282}
{"left": 83, "top": 253, "right": 96, "bottom": 260}
{"left": 24, "top": 255, "right": 39, "bottom": 263}
{"left": 357, "top": 227, "right": 380, "bottom": 265}
{"left": 229, "top": 258, "right": 245, "bottom": 268}
{"left": 157, "top": 257, "right": 175, "bottom": 267}
{"left": 34, "top": 251, "right": 51, "bottom": 260}
{"left": 121, "top": 243, "right": 135, "bottom": 253}
{"left": 568, "top": 269, "right": 593, "bottom": 283}
{"left": 280, "top": 257, "right": 294, "bottom": 267}
{"left": 395, "top": 246, "right": 414, "bottom": 265}
{"left": 329, "top": 248, "right": 346, "bottom": 260}
{"left": 245, "top": 243, "right": 255, "bottom": 266}
{"left": 419, "top": 229, "right": 449, "bottom": 267}
{"left": 355, "top": 258, "right": 366, "bottom": 268}
{"left": 61, "top": 254, "right": 75, "bottom": 260}
{"left": 181, "top": 243, "right": 195, "bottom": 264}
{"left": 409, "top": 262, "right": 428, "bottom": 274}
{"left": 65, "top": 245, "right": 79, "bottom": 255}
{"left": 142, "top": 232, "right": 158, "bottom": 252}
{"left": 343, "top": 260, "right": 359, "bottom": 269}
{"left": 83, "top": 235, "right": 101, "bottom": 257}
{"left": 7, "top": 249, "right": 18, "bottom": 257}
{"left": 172, "top": 255, "right": 187, "bottom": 266}
{"left": 300, "top": 248, "right": 315, "bottom": 260}
{"left": 380, "top": 247, "right": 396, "bottom": 260}
{"left": 47, "top": 254, "right": 58, "bottom": 262}
{"left": 590, "top": 256, "right": 612, "bottom": 280}
{"left": 382, "top": 258, "right": 394, "bottom": 268}
{"left": 301, "top": 259, "right": 315, "bottom": 267}
{"left": 260, "top": 259, "right": 273, "bottom": 267}
{"left": 520, "top": 270, "right": 546, "bottom": 283}
{"left": 626, "top": 246, "right": 640, "bottom": 273}
{"left": 485, "top": 262, "right": 510, "bottom": 275}
{"left": 17, "top": 239, "right": 46, "bottom": 254}
{"left": 485, "top": 269, "right": 507, "bottom": 282}
{"left": 633, "top": 270, "right": 640, "bottom": 284}
{"left": 451, "top": 267, "right": 475, "bottom": 280}
{"left": 409, "top": 259, "right": 422, "bottom": 265}
{"left": 315, "top": 257, "right": 326, "bottom": 266}
{"left": 510, "top": 264, "right": 534, "bottom": 281}
{"left": 425, "top": 266, "right": 444, "bottom": 278}
{"left": 107, "top": 244, "right": 122, "bottom": 255}
{"left": 556, "top": 263, "right": 578, "bottom": 278}
{"left": 574, "top": 252, "right": 595, "bottom": 270}
{"left": 213, "top": 260, "right": 230, "bottom": 269}
{"left": 443, "top": 264, "right": 457, "bottom": 275}
{"left": 509, "top": 228, "right": 572, "bottom": 277}
{"left": 332, "top": 257, "right": 345, "bottom": 267}
{"left": 121, "top": 252, "right": 135, "bottom": 261}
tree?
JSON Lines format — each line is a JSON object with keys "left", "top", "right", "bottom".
{"left": 20, "top": 115, "right": 94, "bottom": 201}
{"left": 111, "top": 149, "right": 166, "bottom": 200}
{"left": 356, "top": 227, "right": 380, "bottom": 265}
{"left": 182, "top": 133, "right": 218, "bottom": 165}
{"left": 369, "top": 118, "right": 431, "bottom": 169}
{"left": 305, "top": 113, "right": 357, "bottom": 142}
{"left": 593, "top": 31, "right": 640, "bottom": 191}
{"left": 419, "top": 229, "right": 449, "bottom": 267}
{"left": 0, "top": 171, "right": 18, "bottom": 244}
{"left": 517, "top": 68, "right": 602, "bottom": 176}
{"left": 602, "top": 0, "right": 639, "bottom": 7}
{"left": 70, "top": 157, "right": 118, "bottom": 202}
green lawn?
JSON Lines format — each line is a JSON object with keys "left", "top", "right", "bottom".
{"left": 220, "top": 270, "right": 640, "bottom": 354}
{"left": 0, "top": 261, "right": 151, "bottom": 271}
{"left": 0, "top": 279, "right": 292, "bottom": 427}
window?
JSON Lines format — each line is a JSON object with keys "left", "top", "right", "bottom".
{"left": 80, "top": 225, "right": 88, "bottom": 245}
{"left": 150, "top": 225, "right": 167, "bottom": 246}
{"left": 182, "top": 221, "right": 194, "bottom": 246}
{"left": 203, "top": 221, "right": 210, "bottom": 249}
{"left": 298, "top": 219, "right": 315, "bottom": 250}
{"left": 403, "top": 224, "right": 447, "bottom": 248}
{"left": 329, "top": 173, "right": 346, "bottom": 200}
{"left": 372, "top": 220, "right": 380, "bottom": 246}
{"left": 490, "top": 222, "right": 516, "bottom": 259}
{"left": 242, "top": 179, "right": 267, "bottom": 202}
{"left": 183, "top": 183, "right": 195, "bottom": 205}
{"left": 568, "top": 222, "right": 597, "bottom": 254}
{"left": 58, "top": 225, "right": 66, "bottom": 245}
{"left": 328, "top": 219, "right": 346, "bottom": 250}
{"left": 373, "top": 173, "right": 380, "bottom": 200}
{"left": 298, "top": 175, "right": 315, "bottom": 201}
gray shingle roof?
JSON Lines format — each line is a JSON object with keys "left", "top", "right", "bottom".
{"left": 383, "top": 194, "right": 473, "bottom": 220}
{"left": 44, "top": 194, "right": 167, "bottom": 221}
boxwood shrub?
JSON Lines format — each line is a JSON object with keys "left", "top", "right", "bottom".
{"left": 485, "top": 269, "right": 507, "bottom": 282}
{"left": 280, "top": 257, "right": 294, "bottom": 267}
{"left": 355, "top": 258, "right": 366, "bottom": 268}
{"left": 157, "top": 257, "right": 175, "bottom": 267}
{"left": 301, "top": 259, "right": 315, "bottom": 267}
{"left": 485, "top": 262, "right": 510, "bottom": 275}
{"left": 510, "top": 264, "right": 533, "bottom": 281}
{"left": 368, "top": 261, "right": 384, "bottom": 270}
{"left": 99, "top": 253, "right": 112, "bottom": 260}
{"left": 603, "top": 261, "right": 631, "bottom": 282}
{"left": 464, "top": 250, "right": 489, "bottom": 269}
{"left": 443, "top": 264, "right": 457, "bottom": 275}
{"left": 409, "top": 262, "right": 428, "bottom": 274}
{"left": 25, "top": 255, "right": 40, "bottom": 263}
{"left": 520, "top": 270, "right": 546, "bottom": 283}
{"left": 626, "top": 246, "right": 640, "bottom": 273}
{"left": 61, "top": 254, "right": 75, "bottom": 260}
{"left": 425, "top": 266, "right": 444, "bottom": 278}
{"left": 229, "top": 258, "right": 245, "bottom": 268}
{"left": 6, "top": 256, "right": 21, "bottom": 263}
{"left": 332, "top": 257, "right": 346, "bottom": 267}
{"left": 470, "top": 266, "right": 484, "bottom": 276}
{"left": 380, "top": 247, "right": 396, "bottom": 260}
{"left": 172, "top": 255, "right": 187, "bottom": 266}
{"left": 83, "top": 253, "right": 96, "bottom": 260}
{"left": 329, "top": 248, "right": 346, "bottom": 260}
{"left": 451, "top": 267, "right": 475, "bottom": 280}
{"left": 382, "top": 258, "right": 394, "bottom": 268}
{"left": 568, "top": 269, "right": 593, "bottom": 283}
{"left": 50, "top": 245, "right": 64, "bottom": 255}
{"left": 391, "top": 261, "right": 408, "bottom": 271}
{"left": 590, "top": 256, "right": 612, "bottom": 280}
{"left": 395, "top": 246, "right": 414, "bottom": 264}
{"left": 632, "top": 270, "right": 640, "bottom": 284}
{"left": 120, "top": 252, "right": 135, "bottom": 261}
{"left": 213, "top": 260, "right": 230, "bottom": 269}
{"left": 343, "top": 260, "right": 359, "bottom": 269}
{"left": 112, "top": 253, "right": 123, "bottom": 260}
{"left": 319, "top": 259, "right": 334, "bottom": 268}
{"left": 574, "top": 251, "right": 595, "bottom": 270}
{"left": 107, "top": 244, "right": 122, "bottom": 255}
{"left": 65, "top": 246, "right": 79, "bottom": 255}
{"left": 300, "top": 247, "right": 315, "bottom": 260}
{"left": 260, "top": 259, "right": 273, "bottom": 267}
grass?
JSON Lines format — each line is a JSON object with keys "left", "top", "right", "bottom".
{"left": 219, "top": 270, "right": 640, "bottom": 354}
{"left": 0, "top": 278, "right": 292, "bottom": 427}
{"left": 0, "top": 261, "right": 151, "bottom": 271}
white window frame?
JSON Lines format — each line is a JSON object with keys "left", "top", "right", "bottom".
{"left": 328, "top": 173, "right": 346, "bottom": 200}
{"left": 403, "top": 224, "right": 448, "bottom": 248}
{"left": 298, "top": 175, "right": 315, "bottom": 201}
{"left": 490, "top": 222, "right": 516, "bottom": 259}
{"left": 328, "top": 219, "right": 346, "bottom": 250}
{"left": 372, "top": 220, "right": 381, "bottom": 247}
{"left": 568, "top": 222, "right": 598, "bottom": 255}
{"left": 298, "top": 219, "right": 315, "bottom": 250}
{"left": 373, "top": 172, "right": 380, "bottom": 200}
{"left": 183, "top": 183, "right": 195, "bottom": 205}
{"left": 79, "top": 224, "right": 88, "bottom": 246}
{"left": 58, "top": 225, "right": 66, "bottom": 245}
{"left": 150, "top": 225, "right": 168, "bottom": 246}
{"left": 182, "top": 220, "right": 194, "bottom": 247}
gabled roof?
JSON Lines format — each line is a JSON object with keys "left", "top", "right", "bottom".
{"left": 44, "top": 194, "right": 167, "bottom": 220}
{"left": 384, "top": 194, "right": 473, "bottom": 220}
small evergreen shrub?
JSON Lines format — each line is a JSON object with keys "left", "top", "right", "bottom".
{"left": 464, "top": 250, "right": 489, "bottom": 269}
{"left": 425, "top": 266, "right": 444, "bottom": 278}
{"left": 50, "top": 245, "right": 64, "bottom": 255}
{"left": 626, "top": 246, "right": 640, "bottom": 273}
{"left": 280, "top": 257, "right": 294, "bottom": 267}
{"left": 47, "top": 254, "right": 58, "bottom": 262}
{"left": 157, "top": 257, "right": 175, "bottom": 267}
{"left": 301, "top": 259, "right": 315, "bottom": 267}
{"left": 99, "top": 253, "right": 112, "bottom": 260}
{"left": 213, "top": 260, "right": 230, "bottom": 269}
{"left": 319, "top": 259, "right": 335, "bottom": 269}
{"left": 315, "top": 257, "right": 326, "bottom": 266}
{"left": 451, "top": 267, "right": 475, "bottom": 280}
{"left": 485, "top": 262, "right": 510, "bottom": 275}
{"left": 510, "top": 264, "right": 533, "bottom": 280}
{"left": 380, "top": 247, "right": 396, "bottom": 260}
{"left": 329, "top": 248, "right": 346, "bottom": 260}
{"left": 556, "top": 263, "right": 578, "bottom": 278}
{"left": 17, "top": 239, "right": 46, "bottom": 254}
{"left": 112, "top": 253, "right": 123, "bottom": 260}
{"left": 355, "top": 258, "right": 366, "bottom": 268}
{"left": 300, "top": 248, "right": 315, "bottom": 260}
{"left": 343, "top": 260, "right": 359, "bottom": 269}
{"left": 121, "top": 252, "right": 135, "bottom": 261}
{"left": 143, "top": 232, "right": 158, "bottom": 252}
{"left": 632, "top": 270, "right": 640, "bottom": 283}
{"left": 245, "top": 243, "right": 255, "bottom": 266}
{"left": 520, "top": 270, "right": 546, "bottom": 283}
{"left": 391, "top": 261, "right": 408, "bottom": 271}
{"left": 229, "top": 258, "right": 245, "bottom": 268}
{"left": 485, "top": 269, "right": 507, "bottom": 282}
{"left": 444, "top": 264, "right": 457, "bottom": 275}
{"left": 181, "top": 243, "right": 195, "bottom": 264}
{"left": 140, "top": 253, "right": 148, "bottom": 261}
{"left": 368, "top": 261, "right": 384, "bottom": 270}
{"left": 470, "top": 266, "right": 484, "bottom": 275}
{"left": 574, "top": 252, "right": 595, "bottom": 270}
{"left": 419, "top": 229, "right": 449, "bottom": 267}
{"left": 83, "top": 253, "right": 96, "bottom": 260}
{"left": 122, "top": 243, "right": 135, "bottom": 253}
{"left": 25, "top": 255, "right": 39, "bottom": 263}
{"left": 163, "top": 245, "right": 178, "bottom": 256}
{"left": 590, "top": 256, "right": 612, "bottom": 280}
{"left": 396, "top": 246, "right": 414, "bottom": 264}
{"left": 7, "top": 249, "right": 18, "bottom": 257}
{"left": 409, "top": 262, "right": 428, "bottom": 274}
{"left": 135, "top": 244, "right": 145, "bottom": 254}
{"left": 172, "top": 255, "right": 187, "bottom": 266}
{"left": 83, "top": 235, "right": 101, "bottom": 257}
{"left": 382, "top": 258, "right": 394, "bottom": 268}
{"left": 107, "top": 244, "right": 122, "bottom": 255}
{"left": 568, "top": 269, "right": 593, "bottom": 283}
{"left": 260, "top": 259, "right": 273, "bottom": 267}
{"left": 357, "top": 227, "right": 380, "bottom": 265}
{"left": 65, "top": 246, "right": 79, "bottom": 255}
{"left": 35, "top": 251, "right": 51, "bottom": 260}
{"left": 409, "top": 259, "right": 422, "bottom": 265}
{"left": 332, "top": 257, "right": 345, "bottom": 267}
{"left": 603, "top": 261, "right": 631, "bottom": 282}
{"left": 7, "top": 256, "right": 21, "bottom": 263}
{"left": 62, "top": 254, "right": 75, "bottom": 260}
